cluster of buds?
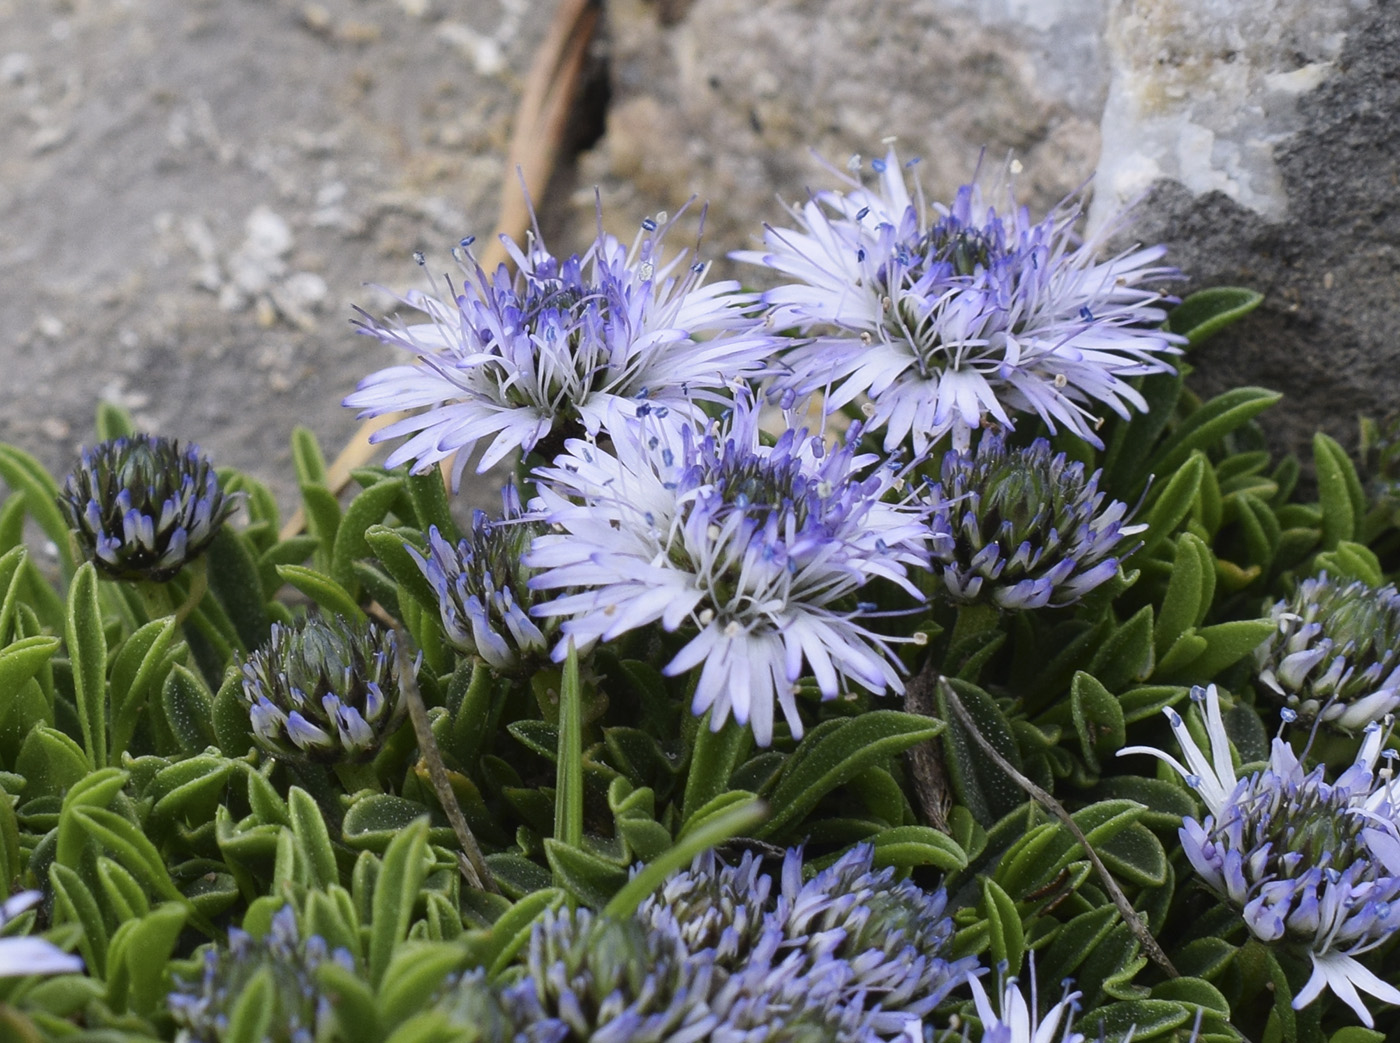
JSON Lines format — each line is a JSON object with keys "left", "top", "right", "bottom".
{"left": 57, "top": 434, "right": 239, "bottom": 582}
{"left": 409, "top": 486, "right": 556, "bottom": 675}
{"left": 238, "top": 614, "right": 410, "bottom": 763}
{"left": 923, "top": 433, "right": 1141, "bottom": 610}
{"left": 1255, "top": 572, "right": 1400, "bottom": 731}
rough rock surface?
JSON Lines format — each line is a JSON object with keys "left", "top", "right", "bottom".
{"left": 1120, "top": 0, "right": 1400, "bottom": 460}
{"left": 565, "top": 0, "right": 1110, "bottom": 281}
{"left": 0, "top": 0, "right": 548, "bottom": 515}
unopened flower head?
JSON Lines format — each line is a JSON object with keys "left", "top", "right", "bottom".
{"left": 238, "top": 614, "right": 412, "bottom": 763}
{"left": 409, "top": 484, "right": 556, "bottom": 676}
{"left": 0, "top": 891, "right": 83, "bottom": 979}
{"left": 1255, "top": 572, "right": 1400, "bottom": 731}
{"left": 344, "top": 214, "right": 779, "bottom": 489}
{"left": 58, "top": 434, "right": 240, "bottom": 582}
{"left": 923, "top": 433, "right": 1141, "bottom": 610}
{"left": 736, "top": 148, "right": 1180, "bottom": 454}
{"left": 526, "top": 397, "right": 934, "bottom": 746}
{"left": 1120, "top": 684, "right": 1400, "bottom": 1027}
{"left": 169, "top": 905, "right": 354, "bottom": 1043}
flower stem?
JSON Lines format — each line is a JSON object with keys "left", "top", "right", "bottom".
{"left": 332, "top": 760, "right": 382, "bottom": 796}
{"left": 554, "top": 640, "right": 584, "bottom": 852}
{"left": 949, "top": 601, "right": 1000, "bottom": 649}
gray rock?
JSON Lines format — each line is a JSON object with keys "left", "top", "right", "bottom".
{"left": 1115, "top": 0, "right": 1399, "bottom": 460}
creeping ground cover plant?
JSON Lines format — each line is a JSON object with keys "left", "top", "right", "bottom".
{"left": 3, "top": 142, "right": 1400, "bottom": 1043}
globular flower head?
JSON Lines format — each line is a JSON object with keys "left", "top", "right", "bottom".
{"left": 344, "top": 214, "right": 780, "bottom": 489}
{"left": 737, "top": 148, "right": 1180, "bottom": 454}
{"left": 238, "top": 614, "right": 411, "bottom": 763}
{"left": 1121, "top": 684, "right": 1400, "bottom": 1028}
{"left": 0, "top": 891, "right": 83, "bottom": 978}
{"left": 58, "top": 434, "right": 240, "bottom": 582}
{"left": 637, "top": 843, "right": 977, "bottom": 1042}
{"left": 526, "top": 397, "right": 934, "bottom": 746}
{"left": 1255, "top": 572, "right": 1400, "bottom": 731}
{"left": 169, "top": 905, "right": 354, "bottom": 1043}
{"left": 923, "top": 433, "right": 1141, "bottom": 610}
{"left": 408, "top": 485, "right": 556, "bottom": 676}
{"left": 497, "top": 906, "right": 720, "bottom": 1043}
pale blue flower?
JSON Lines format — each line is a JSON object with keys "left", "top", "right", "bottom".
{"left": 923, "top": 433, "right": 1141, "bottom": 610}
{"left": 526, "top": 398, "right": 934, "bottom": 746}
{"left": 1120, "top": 684, "right": 1400, "bottom": 1028}
{"left": 345, "top": 216, "right": 779, "bottom": 489}
{"left": 1255, "top": 572, "right": 1400, "bottom": 731}
{"left": 0, "top": 891, "right": 83, "bottom": 978}
{"left": 736, "top": 149, "right": 1181, "bottom": 454}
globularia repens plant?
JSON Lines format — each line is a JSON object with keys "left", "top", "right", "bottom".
{"left": 5, "top": 142, "right": 1399, "bottom": 1043}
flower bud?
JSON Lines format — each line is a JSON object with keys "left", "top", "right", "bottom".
{"left": 924, "top": 433, "right": 1141, "bottom": 609}
{"left": 238, "top": 615, "right": 411, "bottom": 763}
{"left": 57, "top": 434, "right": 239, "bottom": 582}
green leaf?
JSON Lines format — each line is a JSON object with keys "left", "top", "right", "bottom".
{"left": 213, "top": 666, "right": 254, "bottom": 756}
{"left": 604, "top": 794, "right": 765, "bottom": 919}
{"left": 0, "top": 445, "right": 74, "bottom": 578}
{"left": 1311, "top": 541, "right": 1384, "bottom": 587}
{"left": 109, "top": 616, "right": 180, "bottom": 758}
{"left": 275, "top": 565, "right": 367, "bottom": 623}
{"left": 50, "top": 863, "right": 108, "bottom": 976}
{"left": 1314, "top": 432, "right": 1365, "bottom": 551}
{"left": 161, "top": 664, "right": 219, "bottom": 756}
{"left": 1166, "top": 287, "right": 1263, "bottom": 346}
{"left": 1070, "top": 671, "right": 1126, "bottom": 774}
{"left": 484, "top": 854, "right": 554, "bottom": 901}
{"left": 105, "top": 903, "right": 186, "bottom": 1017}
{"left": 331, "top": 477, "right": 406, "bottom": 596}
{"left": 205, "top": 525, "right": 272, "bottom": 651}
{"left": 1087, "top": 605, "right": 1155, "bottom": 697}
{"left": 939, "top": 679, "right": 1024, "bottom": 827}
{"left": 1154, "top": 533, "right": 1214, "bottom": 656}
{"left": 472, "top": 887, "right": 562, "bottom": 978}
{"left": 370, "top": 818, "right": 431, "bottom": 987}
{"left": 225, "top": 967, "right": 275, "bottom": 1043}
{"left": 554, "top": 641, "right": 584, "bottom": 852}
{"left": 289, "top": 787, "right": 339, "bottom": 889}
{"left": 1102, "top": 369, "right": 1184, "bottom": 494}
{"left": 1186, "top": 619, "right": 1276, "bottom": 680}
{"left": 343, "top": 795, "right": 445, "bottom": 852}
{"left": 1147, "top": 388, "right": 1282, "bottom": 481}
{"left": 406, "top": 470, "right": 461, "bottom": 544}
{"left": 682, "top": 712, "right": 753, "bottom": 825}
{"left": 0, "top": 636, "right": 60, "bottom": 711}
{"left": 867, "top": 825, "right": 967, "bottom": 873}
{"left": 757, "top": 711, "right": 941, "bottom": 840}
{"left": 981, "top": 877, "right": 1024, "bottom": 978}
{"left": 1132, "top": 454, "right": 1204, "bottom": 562}
{"left": 65, "top": 562, "right": 106, "bottom": 769}
{"left": 291, "top": 425, "right": 330, "bottom": 487}
{"left": 377, "top": 942, "right": 468, "bottom": 1029}
{"left": 544, "top": 839, "right": 629, "bottom": 909}
{"left": 15, "top": 727, "right": 90, "bottom": 798}
{"left": 364, "top": 525, "right": 440, "bottom": 617}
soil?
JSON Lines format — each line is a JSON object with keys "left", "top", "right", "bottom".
{"left": 0, "top": 0, "right": 566, "bottom": 518}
